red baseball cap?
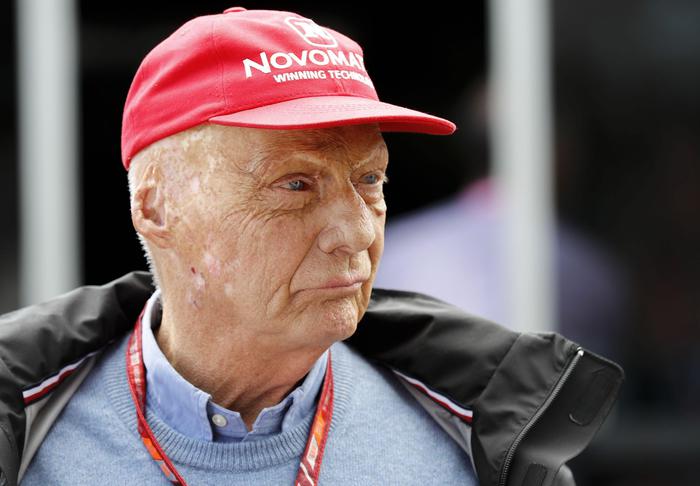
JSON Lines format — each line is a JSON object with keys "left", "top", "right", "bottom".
{"left": 121, "top": 6, "right": 457, "bottom": 170}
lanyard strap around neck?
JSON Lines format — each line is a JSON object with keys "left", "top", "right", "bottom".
{"left": 125, "top": 308, "right": 335, "bottom": 485}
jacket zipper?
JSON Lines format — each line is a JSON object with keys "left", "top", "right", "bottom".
{"left": 497, "top": 347, "right": 584, "bottom": 486}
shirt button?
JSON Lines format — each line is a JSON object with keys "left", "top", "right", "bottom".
{"left": 211, "top": 413, "right": 228, "bottom": 428}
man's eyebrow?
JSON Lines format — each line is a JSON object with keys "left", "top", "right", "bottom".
{"left": 246, "top": 150, "right": 282, "bottom": 174}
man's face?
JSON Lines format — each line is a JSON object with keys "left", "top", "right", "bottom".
{"left": 152, "top": 123, "right": 389, "bottom": 351}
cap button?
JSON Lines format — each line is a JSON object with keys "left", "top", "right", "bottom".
{"left": 223, "top": 7, "right": 247, "bottom": 13}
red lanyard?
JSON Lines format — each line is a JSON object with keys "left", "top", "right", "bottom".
{"left": 126, "top": 307, "right": 335, "bottom": 485}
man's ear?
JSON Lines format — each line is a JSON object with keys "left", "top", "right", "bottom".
{"left": 131, "top": 164, "right": 170, "bottom": 249}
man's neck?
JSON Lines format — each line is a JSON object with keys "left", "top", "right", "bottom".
{"left": 154, "top": 307, "right": 326, "bottom": 431}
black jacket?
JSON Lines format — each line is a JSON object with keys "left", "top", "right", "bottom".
{"left": 0, "top": 271, "right": 624, "bottom": 486}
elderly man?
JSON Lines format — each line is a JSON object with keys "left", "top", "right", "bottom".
{"left": 0, "top": 7, "right": 623, "bottom": 486}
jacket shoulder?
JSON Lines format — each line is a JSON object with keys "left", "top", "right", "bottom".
{"left": 0, "top": 271, "right": 154, "bottom": 486}
{"left": 350, "top": 287, "right": 624, "bottom": 486}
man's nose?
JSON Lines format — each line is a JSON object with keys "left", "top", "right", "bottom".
{"left": 317, "top": 185, "right": 376, "bottom": 256}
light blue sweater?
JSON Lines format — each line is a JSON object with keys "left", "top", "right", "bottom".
{"left": 22, "top": 330, "right": 479, "bottom": 485}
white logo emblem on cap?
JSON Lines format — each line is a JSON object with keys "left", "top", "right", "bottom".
{"left": 285, "top": 17, "right": 338, "bottom": 48}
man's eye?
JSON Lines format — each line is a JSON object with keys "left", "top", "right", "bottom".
{"left": 363, "top": 174, "right": 379, "bottom": 184}
{"left": 362, "top": 172, "right": 389, "bottom": 185}
{"left": 282, "top": 179, "right": 309, "bottom": 191}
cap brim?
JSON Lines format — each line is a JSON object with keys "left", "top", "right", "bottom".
{"left": 208, "top": 95, "right": 456, "bottom": 135}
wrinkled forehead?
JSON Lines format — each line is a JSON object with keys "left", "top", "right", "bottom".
{"left": 174, "top": 123, "right": 388, "bottom": 175}
{"left": 247, "top": 124, "right": 388, "bottom": 174}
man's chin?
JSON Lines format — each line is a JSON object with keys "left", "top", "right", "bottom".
{"left": 314, "top": 303, "right": 360, "bottom": 343}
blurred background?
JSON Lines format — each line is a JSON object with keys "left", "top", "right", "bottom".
{"left": 1, "top": 1, "right": 698, "bottom": 484}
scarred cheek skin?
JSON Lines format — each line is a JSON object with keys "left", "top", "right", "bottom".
{"left": 204, "top": 251, "right": 221, "bottom": 276}
{"left": 224, "top": 283, "right": 234, "bottom": 298}
{"left": 162, "top": 125, "right": 296, "bottom": 313}
{"left": 183, "top": 225, "right": 245, "bottom": 312}
{"left": 190, "top": 175, "right": 200, "bottom": 193}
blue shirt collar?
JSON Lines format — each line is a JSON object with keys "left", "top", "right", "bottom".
{"left": 140, "top": 288, "right": 328, "bottom": 442}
